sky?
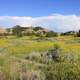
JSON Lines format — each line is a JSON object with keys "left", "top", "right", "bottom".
{"left": 0, "top": 0, "right": 80, "bottom": 32}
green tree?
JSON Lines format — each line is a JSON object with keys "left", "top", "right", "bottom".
{"left": 33, "top": 26, "right": 43, "bottom": 31}
{"left": 46, "top": 31, "right": 58, "bottom": 37}
{"left": 12, "top": 25, "right": 23, "bottom": 37}
{"left": 77, "top": 30, "right": 80, "bottom": 37}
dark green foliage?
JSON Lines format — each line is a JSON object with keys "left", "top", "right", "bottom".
{"left": 46, "top": 31, "right": 58, "bottom": 37}
{"left": 24, "top": 32, "right": 35, "bottom": 36}
{"left": 60, "top": 31, "right": 76, "bottom": 36}
{"left": 77, "top": 30, "right": 80, "bottom": 37}
{"left": 12, "top": 25, "right": 23, "bottom": 37}
{"left": 33, "top": 26, "right": 43, "bottom": 31}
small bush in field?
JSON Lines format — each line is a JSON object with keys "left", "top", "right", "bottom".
{"left": 47, "top": 44, "right": 61, "bottom": 62}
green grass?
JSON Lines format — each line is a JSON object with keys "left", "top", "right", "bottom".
{"left": 0, "top": 36, "right": 80, "bottom": 80}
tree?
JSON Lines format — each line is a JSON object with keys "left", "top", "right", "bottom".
{"left": 12, "top": 25, "right": 23, "bottom": 37}
{"left": 60, "top": 31, "right": 76, "bottom": 36}
{"left": 77, "top": 30, "right": 80, "bottom": 37}
{"left": 33, "top": 26, "right": 43, "bottom": 31}
{"left": 46, "top": 31, "right": 58, "bottom": 37}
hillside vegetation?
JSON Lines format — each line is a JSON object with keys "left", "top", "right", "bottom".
{"left": 0, "top": 35, "right": 79, "bottom": 80}
{"left": 0, "top": 25, "right": 80, "bottom": 80}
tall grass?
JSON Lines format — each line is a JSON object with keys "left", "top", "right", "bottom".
{"left": 0, "top": 36, "right": 79, "bottom": 80}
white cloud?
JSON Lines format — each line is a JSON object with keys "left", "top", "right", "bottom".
{"left": 0, "top": 14, "right": 80, "bottom": 32}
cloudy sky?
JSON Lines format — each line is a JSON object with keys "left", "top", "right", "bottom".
{"left": 0, "top": 0, "right": 80, "bottom": 32}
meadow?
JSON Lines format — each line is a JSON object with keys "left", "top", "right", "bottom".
{"left": 0, "top": 36, "right": 80, "bottom": 80}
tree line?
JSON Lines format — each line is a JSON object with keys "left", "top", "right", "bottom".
{"left": 0, "top": 25, "right": 80, "bottom": 37}
{"left": 6, "top": 25, "right": 58, "bottom": 37}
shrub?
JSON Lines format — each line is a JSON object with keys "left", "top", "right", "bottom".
{"left": 47, "top": 44, "right": 61, "bottom": 62}
{"left": 77, "top": 30, "right": 80, "bottom": 37}
{"left": 46, "top": 31, "right": 58, "bottom": 37}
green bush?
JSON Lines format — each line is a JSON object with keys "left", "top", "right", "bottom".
{"left": 46, "top": 31, "right": 58, "bottom": 37}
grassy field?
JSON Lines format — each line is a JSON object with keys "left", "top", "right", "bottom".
{"left": 0, "top": 36, "right": 80, "bottom": 80}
